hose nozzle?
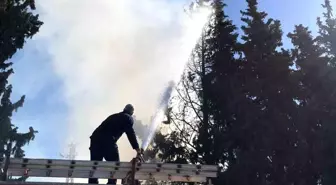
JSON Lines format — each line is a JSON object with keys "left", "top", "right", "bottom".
{"left": 136, "top": 148, "right": 145, "bottom": 162}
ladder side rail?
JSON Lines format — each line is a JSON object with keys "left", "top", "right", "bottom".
{"left": 7, "top": 164, "right": 217, "bottom": 177}
{"left": 10, "top": 164, "right": 217, "bottom": 177}
{"left": 4, "top": 158, "right": 218, "bottom": 183}
{"left": 8, "top": 158, "right": 218, "bottom": 171}
{"left": 7, "top": 168, "right": 209, "bottom": 182}
{"left": 8, "top": 158, "right": 131, "bottom": 168}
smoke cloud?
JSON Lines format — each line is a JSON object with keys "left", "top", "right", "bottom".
{"left": 36, "top": 0, "right": 210, "bottom": 167}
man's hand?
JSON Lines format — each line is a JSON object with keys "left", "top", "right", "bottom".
{"left": 135, "top": 148, "right": 145, "bottom": 156}
{"left": 135, "top": 148, "right": 142, "bottom": 154}
{"left": 135, "top": 148, "right": 145, "bottom": 162}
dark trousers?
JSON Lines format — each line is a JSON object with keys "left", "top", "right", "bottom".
{"left": 89, "top": 139, "right": 120, "bottom": 184}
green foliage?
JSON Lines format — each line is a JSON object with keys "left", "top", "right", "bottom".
{"left": 317, "top": 0, "right": 336, "bottom": 66}
{"left": 0, "top": 0, "right": 42, "bottom": 181}
{"left": 0, "top": 0, "right": 42, "bottom": 63}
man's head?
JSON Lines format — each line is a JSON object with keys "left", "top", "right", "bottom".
{"left": 123, "top": 104, "right": 134, "bottom": 116}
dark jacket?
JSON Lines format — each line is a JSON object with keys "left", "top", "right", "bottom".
{"left": 90, "top": 111, "right": 139, "bottom": 149}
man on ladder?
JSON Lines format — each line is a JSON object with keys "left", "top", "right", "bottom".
{"left": 89, "top": 104, "right": 141, "bottom": 185}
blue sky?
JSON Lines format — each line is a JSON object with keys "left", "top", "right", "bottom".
{"left": 10, "top": 39, "right": 69, "bottom": 158}
{"left": 7, "top": 0, "right": 332, "bottom": 177}
{"left": 225, "top": 0, "right": 328, "bottom": 47}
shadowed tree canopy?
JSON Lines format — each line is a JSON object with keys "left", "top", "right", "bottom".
{"left": 0, "top": 0, "right": 42, "bottom": 64}
{"left": 148, "top": 0, "right": 336, "bottom": 185}
{"left": 314, "top": 1, "right": 336, "bottom": 184}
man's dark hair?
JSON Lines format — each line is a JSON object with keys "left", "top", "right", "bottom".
{"left": 123, "top": 104, "right": 134, "bottom": 115}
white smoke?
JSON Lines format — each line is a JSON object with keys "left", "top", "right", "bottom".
{"left": 36, "top": 0, "right": 210, "bottom": 167}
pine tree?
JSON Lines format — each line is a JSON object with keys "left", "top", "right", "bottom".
{"left": 226, "top": 0, "right": 299, "bottom": 184}
{"left": 317, "top": 0, "right": 336, "bottom": 66}
{"left": 0, "top": 0, "right": 41, "bottom": 181}
{"left": 149, "top": 1, "right": 336, "bottom": 185}
{"left": 151, "top": 1, "right": 240, "bottom": 185}
{"left": 0, "top": 0, "right": 42, "bottom": 64}
{"left": 314, "top": 1, "right": 336, "bottom": 184}
{"left": 205, "top": 0, "right": 240, "bottom": 166}
{"left": 288, "top": 24, "right": 331, "bottom": 185}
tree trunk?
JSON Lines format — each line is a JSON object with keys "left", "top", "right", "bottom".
{"left": 1, "top": 141, "right": 11, "bottom": 181}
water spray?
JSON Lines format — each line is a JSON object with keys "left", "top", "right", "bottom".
{"left": 140, "top": 4, "right": 212, "bottom": 152}
{"left": 141, "top": 81, "right": 175, "bottom": 150}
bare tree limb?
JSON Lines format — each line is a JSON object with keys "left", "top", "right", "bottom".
{"left": 181, "top": 78, "right": 204, "bottom": 122}
{"left": 170, "top": 118, "right": 197, "bottom": 150}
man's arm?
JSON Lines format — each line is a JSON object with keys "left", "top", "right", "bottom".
{"left": 125, "top": 116, "right": 140, "bottom": 150}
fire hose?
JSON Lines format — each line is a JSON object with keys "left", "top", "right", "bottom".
{"left": 121, "top": 148, "right": 145, "bottom": 185}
